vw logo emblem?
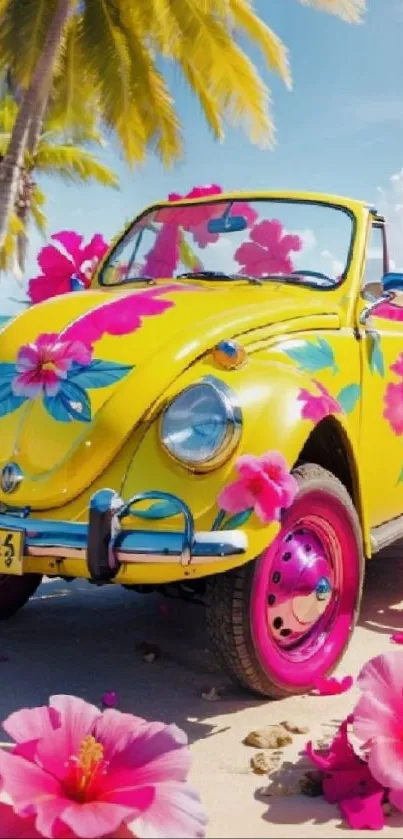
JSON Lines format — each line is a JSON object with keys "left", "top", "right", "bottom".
{"left": 1, "top": 462, "right": 24, "bottom": 494}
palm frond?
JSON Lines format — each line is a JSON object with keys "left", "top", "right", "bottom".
{"left": 49, "top": 13, "right": 101, "bottom": 140}
{"left": 0, "top": 211, "right": 23, "bottom": 271}
{"left": 0, "top": 0, "right": 60, "bottom": 86}
{"left": 0, "top": 94, "right": 18, "bottom": 132}
{"left": 80, "top": 0, "right": 147, "bottom": 164}
{"left": 229, "top": 0, "right": 291, "bottom": 88}
{"left": 164, "top": 0, "right": 274, "bottom": 147}
{"left": 117, "top": 4, "right": 182, "bottom": 165}
{"left": 30, "top": 184, "right": 48, "bottom": 235}
{"left": 34, "top": 141, "right": 119, "bottom": 187}
{"left": 181, "top": 62, "right": 224, "bottom": 141}
{"left": 297, "top": 0, "right": 365, "bottom": 22}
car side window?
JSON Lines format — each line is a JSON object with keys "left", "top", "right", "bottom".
{"left": 362, "top": 224, "right": 385, "bottom": 299}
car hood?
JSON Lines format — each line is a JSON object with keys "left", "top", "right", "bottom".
{"left": 0, "top": 280, "right": 340, "bottom": 508}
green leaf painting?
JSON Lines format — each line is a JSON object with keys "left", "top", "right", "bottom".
{"left": 284, "top": 337, "right": 338, "bottom": 374}
{"left": 368, "top": 333, "right": 385, "bottom": 377}
{"left": 337, "top": 384, "right": 361, "bottom": 414}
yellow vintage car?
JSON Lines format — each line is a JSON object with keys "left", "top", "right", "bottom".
{"left": 0, "top": 189, "right": 401, "bottom": 698}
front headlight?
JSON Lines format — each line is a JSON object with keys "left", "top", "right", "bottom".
{"left": 160, "top": 377, "right": 242, "bottom": 471}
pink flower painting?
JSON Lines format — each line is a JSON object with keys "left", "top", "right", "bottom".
{"left": 0, "top": 695, "right": 207, "bottom": 839}
{"left": 384, "top": 381, "right": 403, "bottom": 435}
{"left": 298, "top": 380, "right": 341, "bottom": 423}
{"left": 218, "top": 451, "right": 298, "bottom": 524}
{"left": 28, "top": 232, "right": 109, "bottom": 304}
{"left": 234, "top": 219, "right": 302, "bottom": 278}
{"left": 11, "top": 334, "right": 92, "bottom": 400}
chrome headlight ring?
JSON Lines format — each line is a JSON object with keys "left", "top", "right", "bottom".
{"left": 160, "top": 375, "right": 242, "bottom": 472}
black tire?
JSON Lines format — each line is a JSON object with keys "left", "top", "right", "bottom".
{"left": 206, "top": 464, "right": 364, "bottom": 699}
{"left": 0, "top": 573, "right": 42, "bottom": 620}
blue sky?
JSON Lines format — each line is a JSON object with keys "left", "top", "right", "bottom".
{"left": 4, "top": 0, "right": 403, "bottom": 311}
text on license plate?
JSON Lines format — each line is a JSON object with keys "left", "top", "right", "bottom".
{"left": 0, "top": 528, "right": 24, "bottom": 575}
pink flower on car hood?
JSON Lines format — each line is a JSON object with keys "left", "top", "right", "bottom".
{"left": 218, "top": 451, "right": 298, "bottom": 524}
{"left": 0, "top": 695, "right": 207, "bottom": 839}
{"left": 12, "top": 333, "right": 92, "bottom": 399}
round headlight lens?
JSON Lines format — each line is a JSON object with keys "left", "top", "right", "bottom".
{"left": 161, "top": 381, "right": 241, "bottom": 469}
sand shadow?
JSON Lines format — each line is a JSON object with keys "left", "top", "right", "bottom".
{"left": 0, "top": 577, "right": 265, "bottom": 744}
{"left": 358, "top": 541, "right": 403, "bottom": 636}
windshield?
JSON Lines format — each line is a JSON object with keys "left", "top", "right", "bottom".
{"left": 99, "top": 198, "right": 354, "bottom": 289}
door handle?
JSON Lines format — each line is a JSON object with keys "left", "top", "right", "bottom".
{"left": 360, "top": 292, "right": 393, "bottom": 327}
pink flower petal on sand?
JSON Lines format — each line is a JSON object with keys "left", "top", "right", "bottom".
{"left": 102, "top": 691, "right": 119, "bottom": 709}
{"left": 306, "top": 717, "right": 385, "bottom": 830}
{"left": 312, "top": 675, "right": 354, "bottom": 696}
{"left": 339, "top": 787, "right": 385, "bottom": 831}
{"left": 391, "top": 631, "right": 403, "bottom": 644}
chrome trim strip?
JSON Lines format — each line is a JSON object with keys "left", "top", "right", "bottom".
{"left": 0, "top": 511, "right": 248, "bottom": 567}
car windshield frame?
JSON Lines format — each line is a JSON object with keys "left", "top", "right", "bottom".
{"left": 97, "top": 197, "right": 357, "bottom": 292}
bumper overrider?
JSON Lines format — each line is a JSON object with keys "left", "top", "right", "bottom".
{"left": 0, "top": 490, "right": 248, "bottom": 582}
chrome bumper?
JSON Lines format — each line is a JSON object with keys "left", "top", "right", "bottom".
{"left": 0, "top": 490, "right": 248, "bottom": 581}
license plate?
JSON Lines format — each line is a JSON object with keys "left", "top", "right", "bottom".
{"left": 0, "top": 528, "right": 24, "bottom": 575}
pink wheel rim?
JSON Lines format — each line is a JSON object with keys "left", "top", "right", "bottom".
{"left": 251, "top": 489, "right": 360, "bottom": 690}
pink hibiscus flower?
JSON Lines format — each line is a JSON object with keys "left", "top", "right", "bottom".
{"left": 218, "top": 451, "right": 298, "bottom": 524}
{"left": 298, "top": 380, "right": 341, "bottom": 423}
{"left": 0, "top": 695, "right": 207, "bottom": 839}
{"left": 383, "top": 381, "right": 403, "bottom": 435}
{"left": 353, "top": 651, "right": 403, "bottom": 813}
{"left": 306, "top": 717, "right": 385, "bottom": 830}
{"left": 234, "top": 219, "right": 302, "bottom": 277}
{"left": 28, "top": 231, "right": 109, "bottom": 304}
{"left": 11, "top": 334, "right": 92, "bottom": 399}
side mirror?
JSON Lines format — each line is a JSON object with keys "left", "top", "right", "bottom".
{"left": 382, "top": 272, "right": 403, "bottom": 292}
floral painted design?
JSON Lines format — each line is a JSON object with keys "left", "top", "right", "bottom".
{"left": 234, "top": 219, "right": 302, "bottom": 277}
{"left": 61, "top": 284, "right": 185, "bottom": 348}
{"left": 284, "top": 337, "right": 338, "bottom": 374}
{"left": 0, "top": 333, "right": 132, "bottom": 424}
{"left": 298, "top": 380, "right": 341, "bottom": 422}
{"left": 28, "top": 231, "right": 109, "bottom": 304}
{"left": 298, "top": 380, "right": 361, "bottom": 422}
{"left": 217, "top": 451, "right": 298, "bottom": 525}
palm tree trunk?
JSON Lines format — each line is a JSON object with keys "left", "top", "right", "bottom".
{"left": 0, "top": 0, "right": 72, "bottom": 250}
{"left": 15, "top": 107, "right": 49, "bottom": 275}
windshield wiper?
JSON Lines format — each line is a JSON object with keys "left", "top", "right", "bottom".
{"left": 176, "top": 271, "right": 263, "bottom": 285}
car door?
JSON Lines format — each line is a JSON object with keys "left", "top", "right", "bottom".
{"left": 358, "top": 217, "right": 403, "bottom": 528}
